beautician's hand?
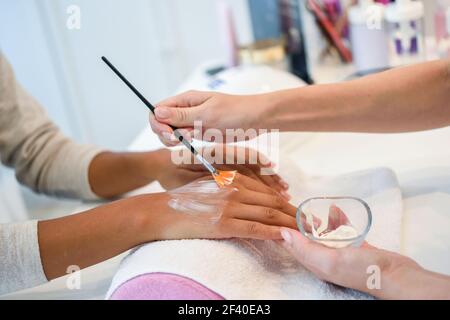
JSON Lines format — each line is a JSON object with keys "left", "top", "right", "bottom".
{"left": 280, "top": 228, "right": 450, "bottom": 300}
{"left": 153, "top": 146, "right": 289, "bottom": 198}
{"left": 149, "top": 173, "right": 297, "bottom": 241}
{"left": 149, "top": 91, "right": 267, "bottom": 146}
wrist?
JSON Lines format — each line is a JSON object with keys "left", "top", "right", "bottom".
{"left": 376, "top": 263, "right": 417, "bottom": 300}
{"left": 257, "top": 90, "right": 292, "bottom": 130}
{"left": 127, "top": 193, "right": 166, "bottom": 244}
{"left": 378, "top": 260, "right": 450, "bottom": 300}
{"left": 132, "top": 149, "right": 169, "bottom": 182}
{"left": 147, "top": 149, "right": 170, "bottom": 182}
{"left": 260, "top": 87, "right": 317, "bottom": 132}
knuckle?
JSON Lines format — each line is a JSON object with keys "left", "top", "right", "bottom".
{"left": 264, "top": 208, "right": 277, "bottom": 220}
{"left": 247, "top": 222, "right": 259, "bottom": 235}
{"left": 269, "top": 188, "right": 278, "bottom": 196}
{"left": 214, "top": 223, "right": 228, "bottom": 237}
{"left": 273, "top": 196, "right": 284, "bottom": 208}
{"left": 176, "top": 109, "right": 188, "bottom": 122}
{"left": 227, "top": 191, "right": 240, "bottom": 202}
{"left": 221, "top": 203, "right": 234, "bottom": 217}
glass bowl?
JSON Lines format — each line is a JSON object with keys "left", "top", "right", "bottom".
{"left": 296, "top": 197, "right": 372, "bottom": 249}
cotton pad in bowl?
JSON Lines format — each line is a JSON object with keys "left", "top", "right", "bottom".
{"left": 296, "top": 197, "right": 372, "bottom": 249}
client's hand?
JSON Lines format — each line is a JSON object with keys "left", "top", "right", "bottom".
{"left": 38, "top": 173, "right": 294, "bottom": 281}
{"left": 280, "top": 228, "right": 450, "bottom": 300}
{"left": 144, "top": 174, "right": 297, "bottom": 242}
{"left": 153, "top": 146, "right": 289, "bottom": 198}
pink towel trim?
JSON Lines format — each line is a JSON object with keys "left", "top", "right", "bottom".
{"left": 109, "top": 272, "right": 225, "bottom": 300}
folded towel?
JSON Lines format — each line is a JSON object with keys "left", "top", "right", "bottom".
{"left": 106, "top": 160, "right": 403, "bottom": 300}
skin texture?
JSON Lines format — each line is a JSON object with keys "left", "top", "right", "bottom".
{"left": 39, "top": 174, "right": 296, "bottom": 280}
{"left": 148, "top": 59, "right": 450, "bottom": 299}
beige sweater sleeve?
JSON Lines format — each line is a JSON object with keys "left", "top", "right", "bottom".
{"left": 0, "top": 52, "right": 103, "bottom": 200}
{"left": 0, "top": 52, "right": 104, "bottom": 295}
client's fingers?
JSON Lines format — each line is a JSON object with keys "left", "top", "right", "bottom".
{"left": 217, "top": 164, "right": 290, "bottom": 200}
{"left": 223, "top": 146, "right": 289, "bottom": 193}
{"left": 230, "top": 203, "right": 297, "bottom": 229}
{"left": 235, "top": 173, "right": 279, "bottom": 197}
{"left": 240, "top": 163, "right": 290, "bottom": 197}
{"left": 259, "top": 173, "right": 289, "bottom": 193}
{"left": 218, "top": 164, "right": 263, "bottom": 184}
{"left": 236, "top": 188, "right": 296, "bottom": 217}
{"left": 222, "top": 219, "right": 282, "bottom": 240}
{"left": 272, "top": 174, "right": 290, "bottom": 190}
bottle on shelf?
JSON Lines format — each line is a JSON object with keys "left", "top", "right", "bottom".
{"left": 385, "top": 0, "right": 426, "bottom": 66}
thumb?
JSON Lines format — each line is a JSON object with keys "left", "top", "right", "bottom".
{"left": 281, "top": 228, "right": 333, "bottom": 268}
{"left": 155, "top": 105, "right": 201, "bottom": 128}
{"left": 281, "top": 228, "right": 309, "bottom": 261}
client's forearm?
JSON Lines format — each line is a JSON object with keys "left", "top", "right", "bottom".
{"left": 38, "top": 195, "right": 156, "bottom": 280}
{"left": 88, "top": 151, "right": 165, "bottom": 198}
{"left": 382, "top": 265, "right": 450, "bottom": 300}
{"left": 264, "top": 59, "right": 450, "bottom": 133}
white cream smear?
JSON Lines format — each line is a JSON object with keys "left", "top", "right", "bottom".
{"left": 319, "top": 225, "right": 359, "bottom": 249}
{"left": 304, "top": 208, "right": 359, "bottom": 249}
{"left": 168, "top": 180, "right": 237, "bottom": 222}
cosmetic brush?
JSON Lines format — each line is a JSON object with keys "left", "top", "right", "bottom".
{"left": 101, "top": 56, "right": 229, "bottom": 183}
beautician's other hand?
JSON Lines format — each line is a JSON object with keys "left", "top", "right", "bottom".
{"left": 147, "top": 174, "right": 297, "bottom": 241}
{"left": 149, "top": 91, "right": 267, "bottom": 146}
{"left": 153, "top": 146, "right": 290, "bottom": 199}
{"left": 280, "top": 228, "right": 450, "bottom": 300}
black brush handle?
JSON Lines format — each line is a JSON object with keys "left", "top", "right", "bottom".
{"left": 102, "top": 56, "right": 156, "bottom": 113}
{"left": 102, "top": 56, "right": 197, "bottom": 154}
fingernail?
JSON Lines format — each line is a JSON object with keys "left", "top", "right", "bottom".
{"left": 162, "top": 132, "right": 178, "bottom": 142}
{"left": 262, "top": 161, "right": 275, "bottom": 168}
{"left": 280, "top": 180, "right": 289, "bottom": 189}
{"left": 281, "top": 229, "right": 292, "bottom": 245}
{"left": 281, "top": 190, "right": 291, "bottom": 200}
{"left": 260, "top": 159, "right": 273, "bottom": 167}
{"left": 156, "top": 107, "right": 171, "bottom": 120}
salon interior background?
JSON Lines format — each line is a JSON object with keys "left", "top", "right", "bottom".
{"left": 0, "top": 0, "right": 438, "bottom": 220}
{"left": 0, "top": 0, "right": 436, "bottom": 149}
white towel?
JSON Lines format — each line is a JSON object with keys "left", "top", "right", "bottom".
{"left": 106, "top": 160, "right": 403, "bottom": 300}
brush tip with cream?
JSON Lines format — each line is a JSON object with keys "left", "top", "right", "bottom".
{"left": 213, "top": 170, "right": 237, "bottom": 188}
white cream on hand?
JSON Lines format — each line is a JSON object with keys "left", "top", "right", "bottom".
{"left": 168, "top": 179, "right": 237, "bottom": 223}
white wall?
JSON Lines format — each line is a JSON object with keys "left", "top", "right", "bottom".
{"left": 0, "top": 0, "right": 80, "bottom": 139}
